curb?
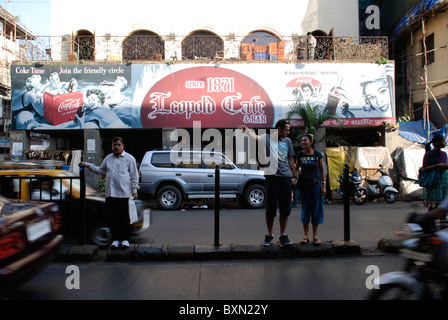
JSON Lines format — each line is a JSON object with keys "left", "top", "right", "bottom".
{"left": 377, "top": 238, "right": 402, "bottom": 254}
{"left": 56, "top": 240, "right": 363, "bottom": 262}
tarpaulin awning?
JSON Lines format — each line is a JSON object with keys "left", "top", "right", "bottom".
{"left": 391, "top": 0, "right": 448, "bottom": 40}
{"left": 326, "top": 146, "right": 393, "bottom": 190}
{"left": 398, "top": 120, "right": 446, "bottom": 144}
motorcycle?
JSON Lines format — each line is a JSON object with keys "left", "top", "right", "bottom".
{"left": 369, "top": 214, "right": 448, "bottom": 300}
{"left": 336, "top": 167, "right": 367, "bottom": 205}
{"left": 364, "top": 164, "right": 399, "bottom": 203}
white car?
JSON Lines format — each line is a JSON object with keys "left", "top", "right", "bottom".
{"left": 139, "top": 150, "right": 266, "bottom": 210}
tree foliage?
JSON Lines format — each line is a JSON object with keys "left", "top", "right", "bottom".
{"left": 286, "top": 101, "right": 348, "bottom": 148}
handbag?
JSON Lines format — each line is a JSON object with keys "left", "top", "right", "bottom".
{"left": 418, "top": 168, "right": 440, "bottom": 189}
{"left": 418, "top": 151, "right": 440, "bottom": 189}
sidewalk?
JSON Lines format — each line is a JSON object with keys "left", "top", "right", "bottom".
{"left": 56, "top": 200, "right": 420, "bottom": 262}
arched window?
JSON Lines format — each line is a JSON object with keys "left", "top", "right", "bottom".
{"left": 182, "top": 31, "right": 223, "bottom": 60}
{"left": 74, "top": 30, "right": 95, "bottom": 61}
{"left": 241, "top": 31, "right": 282, "bottom": 60}
{"left": 122, "top": 30, "right": 165, "bottom": 61}
{"left": 312, "top": 30, "right": 332, "bottom": 60}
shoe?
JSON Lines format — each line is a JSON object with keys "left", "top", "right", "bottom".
{"left": 313, "top": 237, "right": 322, "bottom": 246}
{"left": 121, "top": 240, "right": 130, "bottom": 248}
{"left": 279, "top": 234, "right": 293, "bottom": 246}
{"left": 300, "top": 237, "right": 309, "bottom": 245}
{"left": 110, "top": 240, "right": 120, "bottom": 249}
{"left": 262, "top": 234, "right": 274, "bottom": 246}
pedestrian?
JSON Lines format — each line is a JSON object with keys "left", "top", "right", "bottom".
{"left": 307, "top": 32, "right": 316, "bottom": 60}
{"left": 79, "top": 136, "right": 139, "bottom": 249}
{"left": 295, "top": 134, "right": 326, "bottom": 245}
{"left": 240, "top": 120, "right": 297, "bottom": 246}
{"left": 297, "top": 37, "right": 307, "bottom": 60}
{"left": 421, "top": 134, "right": 448, "bottom": 211}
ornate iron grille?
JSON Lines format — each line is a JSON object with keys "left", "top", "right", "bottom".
{"left": 74, "top": 34, "right": 95, "bottom": 61}
{"left": 182, "top": 34, "right": 224, "bottom": 60}
{"left": 14, "top": 35, "right": 388, "bottom": 62}
{"left": 122, "top": 33, "right": 165, "bottom": 61}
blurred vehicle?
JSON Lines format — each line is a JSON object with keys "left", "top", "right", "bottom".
{"left": 369, "top": 213, "right": 448, "bottom": 300}
{"left": 0, "top": 161, "right": 149, "bottom": 247}
{"left": 0, "top": 195, "right": 63, "bottom": 296}
{"left": 139, "top": 150, "right": 266, "bottom": 210}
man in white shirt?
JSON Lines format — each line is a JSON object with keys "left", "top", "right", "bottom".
{"left": 307, "top": 32, "right": 316, "bottom": 60}
{"left": 79, "top": 137, "right": 139, "bottom": 248}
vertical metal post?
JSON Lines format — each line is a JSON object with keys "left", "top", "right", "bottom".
{"left": 343, "top": 163, "right": 350, "bottom": 241}
{"left": 214, "top": 164, "right": 220, "bottom": 247}
{"left": 79, "top": 166, "right": 87, "bottom": 245}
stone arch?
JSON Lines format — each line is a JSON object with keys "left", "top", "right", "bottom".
{"left": 241, "top": 30, "right": 283, "bottom": 60}
{"left": 181, "top": 30, "right": 224, "bottom": 60}
{"left": 310, "top": 29, "right": 332, "bottom": 60}
{"left": 122, "top": 30, "right": 165, "bottom": 61}
{"left": 74, "top": 29, "right": 95, "bottom": 61}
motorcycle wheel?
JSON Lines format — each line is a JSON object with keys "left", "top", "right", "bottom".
{"left": 353, "top": 189, "right": 367, "bottom": 205}
{"left": 368, "top": 283, "right": 415, "bottom": 300}
{"left": 384, "top": 191, "right": 397, "bottom": 204}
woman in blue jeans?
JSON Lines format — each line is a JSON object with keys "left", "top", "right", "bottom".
{"left": 295, "top": 134, "right": 326, "bottom": 245}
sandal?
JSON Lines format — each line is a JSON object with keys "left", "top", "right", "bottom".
{"left": 300, "top": 237, "right": 309, "bottom": 245}
{"left": 313, "top": 237, "right": 321, "bottom": 245}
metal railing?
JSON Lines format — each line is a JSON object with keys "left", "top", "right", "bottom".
{"left": 11, "top": 35, "right": 389, "bottom": 63}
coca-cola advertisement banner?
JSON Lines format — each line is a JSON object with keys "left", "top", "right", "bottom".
{"left": 11, "top": 63, "right": 394, "bottom": 130}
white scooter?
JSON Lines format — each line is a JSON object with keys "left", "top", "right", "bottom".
{"left": 364, "top": 164, "right": 399, "bottom": 203}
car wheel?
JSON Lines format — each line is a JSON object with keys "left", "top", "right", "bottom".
{"left": 156, "top": 185, "right": 182, "bottom": 210}
{"left": 244, "top": 184, "right": 266, "bottom": 209}
{"left": 91, "top": 223, "right": 113, "bottom": 247}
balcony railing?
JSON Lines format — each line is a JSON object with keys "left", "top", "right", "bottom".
{"left": 12, "top": 35, "right": 389, "bottom": 63}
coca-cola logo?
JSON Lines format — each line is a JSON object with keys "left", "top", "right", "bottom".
{"left": 141, "top": 67, "right": 274, "bottom": 128}
{"left": 58, "top": 98, "right": 82, "bottom": 112}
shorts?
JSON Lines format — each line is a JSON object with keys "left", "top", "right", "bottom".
{"left": 265, "top": 175, "right": 292, "bottom": 218}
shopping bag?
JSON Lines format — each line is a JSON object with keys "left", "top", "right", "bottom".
{"left": 128, "top": 196, "right": 138, "bottom": 224}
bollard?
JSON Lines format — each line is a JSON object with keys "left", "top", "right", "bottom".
{"left": 79, "top": 167, "right": 87, "bottom": 245}
{"left": 343, "top": 163, "right": 350, "bottom": 241}
{"left": 214, "top": 164, "right": 220, "bottom": 247}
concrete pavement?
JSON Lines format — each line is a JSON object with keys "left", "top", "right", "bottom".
{"left": 56, "top": 199, "right": 423, "bottom": 262}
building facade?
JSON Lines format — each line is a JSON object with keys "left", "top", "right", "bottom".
{"left": 49, "top": 0, "right": 360, "bottom": 62}
{"left": 6, "top": 0, "right": 395, "bottom": 188}
{"left": 0, "top": 5, "right": 37, "bottom": 160}
{"left": 389, "top": 0, "right": 448, "bottom": 128}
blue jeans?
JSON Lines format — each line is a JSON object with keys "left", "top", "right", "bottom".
{"left": 265, "top": 175, "right": 291, "bottom": 218}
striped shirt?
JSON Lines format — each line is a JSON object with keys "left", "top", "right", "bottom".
{"left": 84, "top": 150, "right": 139, "bottom": 198}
